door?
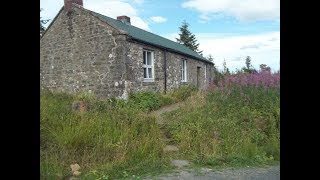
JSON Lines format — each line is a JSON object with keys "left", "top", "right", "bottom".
{"left": 197, "top": 67, "right": 201, "bottom": 88}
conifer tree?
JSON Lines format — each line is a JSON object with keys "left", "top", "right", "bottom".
{"left": 176, "top": 20, "right": 203, "bottom": 55}
{"left": 40, "top": 9, "right": 50, "bottom": 37}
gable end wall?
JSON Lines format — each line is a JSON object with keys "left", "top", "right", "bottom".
{"left": 40, "top": 6, "right": 128, "bottom": 99}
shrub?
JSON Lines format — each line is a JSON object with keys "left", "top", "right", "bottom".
{"left": 40, "top": 91, "right": 168, "bottom": 179}
{"left": 167, "top": 85, "right": 197, "bottom": 102}
{"left": 128, "top": 91, "right": 163, "bottom": 111}
{"left": 165, "top": 71, "right": 280, "bottom": 167}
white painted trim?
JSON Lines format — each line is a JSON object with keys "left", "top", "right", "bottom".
{"left": 181, "top": 59, "right": 187, "bottom": 82}
{"left": 143, "top": 50, "right": 155, "bottom": 82}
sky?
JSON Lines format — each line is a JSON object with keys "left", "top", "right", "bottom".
{"left": 40, "top": 0, "right": 280, "bottom": 72}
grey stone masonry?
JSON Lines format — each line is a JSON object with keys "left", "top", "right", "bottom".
{"left": 40, "top": 5, "right": 214, "bottom": 99}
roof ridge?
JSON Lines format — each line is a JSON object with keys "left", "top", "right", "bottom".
{"left": 75, "top": 5, "right": 212, "bottom": 64}
{"left": 86, "top": 9, "right": 186, "bottom": 48}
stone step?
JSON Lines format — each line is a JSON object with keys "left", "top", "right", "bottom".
{"left": 171, "top": 160, "right": 191, "bottom": 168}
{"left": 163, "top": 145, "right": 179, "bottom": 152}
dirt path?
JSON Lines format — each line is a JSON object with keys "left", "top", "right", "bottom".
{"left": 145, "top": 165, "right": 280, "bottom": 180}
{"left": 150, "top": 101, "right": 185, "bottom": 125}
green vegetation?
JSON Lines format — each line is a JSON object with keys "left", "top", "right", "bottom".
{"left": 163, "top": 72, "right": 280, "bottom": 168}
{"left": 41, "top": 92, "right": 166, "bottom": 179}
{"left": 40, "top": 74, "right": 279, "bottom": 179}
{"left": 40, "top": 86, "right": 196, "bottom": 179}
{"left": 128, "top": 85, "right": 197, "bottom": 112}
{"left": 176, "top": 20, "right": 203, "bottom": 55}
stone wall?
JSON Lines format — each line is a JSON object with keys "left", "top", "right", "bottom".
{"left": 166, "top": 51, "right": 212, "bottom": 91}
{"left": 40, "top": 6, "right": 127, "bottom": 99}
{"left": 126, "top": 41, "right": 213, "bottom": 94}
{"left": 126, "top": 41, "right": 165, "bottom": 93}
{"left": 40, "top": 6, "right": 213, "bottom": 99}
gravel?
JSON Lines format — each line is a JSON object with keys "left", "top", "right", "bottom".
{"left": 145, "top": 165, "right": 280, "bottom": 180}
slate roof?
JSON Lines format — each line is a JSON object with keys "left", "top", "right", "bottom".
{"left": 89, "top": 11, "right": 212, "bottom": 64}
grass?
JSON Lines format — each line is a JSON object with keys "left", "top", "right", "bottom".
{"left": 40, "top": 86, "right": 196, "bottom": 179}
{"left": 128, "top": 85, "right": 197, "bottom": 112}
{"left": 40, "top": 91, "right": 168, "bottom": 179}
{"left": 40, "top": 75, "right": 280, "bottom": 179}
{"left": 163, "top": 72, "right": 280, "bottom": 168}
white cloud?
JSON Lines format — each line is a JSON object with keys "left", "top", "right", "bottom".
{"left": 40, "top": 0, "right": 150, "bottom": 31}
{"left": 85, "top": 0, "right": 150, "bottom": 30}
{"left": 131, "top": 16, "right": 150, "bottom": 30}
{"left": 163, "top": 31, "right": 280, "bottom": 72}
{"left": 182, "top": 0, "right": 280, "bottom": 22}
{"left": 150, "top": 16, "right": 167, "bottom": 23}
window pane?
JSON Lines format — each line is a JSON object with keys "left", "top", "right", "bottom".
{"left": 147, "top": 52, "right": 152, "bottom": 65}
{"left": 181, "top": 70, "right": 184, "bottom": 80}
{"left": 148, "top": 68, "right": 152, "bottom": 78}
{"left": 143, "top": 51, "right": 146, "bottom": 65}
{"left": 144, "top": 68, "right": 147, "bottom": 78}
{"left": 181, "top": 60, "right": 186, "bottom": 81}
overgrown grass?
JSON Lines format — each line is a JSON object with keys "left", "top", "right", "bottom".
{"left": 128, "top": 85, "right": 197, "bottom": 112}
{"left": 40, "top": 78, "right": 279, "bottom": 179}
{"left": 40, "top": 86, "right": 196, "bottom": 179}
{"left": 164, "top": 72, "right": 280, "bottom": 168}
{"left": 40, "top": 92, "right": 168, "bottom": 179}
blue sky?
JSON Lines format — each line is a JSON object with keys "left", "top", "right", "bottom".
{"left": 41, "top": 0, "right": 280, "bottom": 72}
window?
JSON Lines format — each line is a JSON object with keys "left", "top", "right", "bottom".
{"left": 143, "top": 50, "right": 154, "bottom": 81}
{"left": 205, "top": 64, "right": 207, "bottom": 83}
{"left": 181, "top": 59, "right": 187, "bottom": 82}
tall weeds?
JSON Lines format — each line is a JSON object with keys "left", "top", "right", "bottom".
{"left": 40, "top": 91, "right": 167, "bottom": 179}
{"left": 165, "top": 71, "right": 280, "bottom": 167}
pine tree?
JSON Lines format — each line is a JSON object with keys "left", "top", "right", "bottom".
{"left": 206, "top": 54, "right": 222, "bottom": 85}
{"left": 242, "top": 56, "right": 256, "bottom": 74}
{"left": 40, "top": 9, "right": 50, "bottom": 38}
{"left": 259, "top": 64, "right": 271, "bottom": 72}
{"left": 176, "top": 20, "right": 203, "bottom": 55}
{"left": 245, "top": 56, "right": 252, "bottom": 70}
{"left": 223, "top": 59, "right": 227, "bottom": 74}
{"left": 207, "top": 54, "right": 214, "bottom": 63}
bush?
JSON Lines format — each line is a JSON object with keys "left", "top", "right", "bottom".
{"left": 40, "top": 91, "right": 168, "bottom": 179}
{"left": 167, "top": 85, "right": 197, "bottom": 102}
{"left": 164, "top": 72, "right": 280, "bottom": 167}
{"left": 128, "top": 91, "right": 163, "bottom": 112}
{"left": 127, "top": 86, "right": 197, "bottom": 112}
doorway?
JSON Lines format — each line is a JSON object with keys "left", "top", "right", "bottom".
{"left": 197, "top": 67, "right": 201, "bottom": 88}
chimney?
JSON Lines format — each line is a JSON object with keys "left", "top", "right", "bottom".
{"left": 117, "top": 16, "right": 131, "bottom": 25}
{"left": 64, "top": 0, "right": 83, "bottom": 12}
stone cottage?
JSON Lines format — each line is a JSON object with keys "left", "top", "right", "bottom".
{"left": 40, "top": 0, "right": 214, "bottom": 99}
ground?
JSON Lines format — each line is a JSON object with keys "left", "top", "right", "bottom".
{"left": 144, "top": 165, "right": 280, "bottom": 180}
{"left": 148, "top": 102, "right": 280, "bottom": 180}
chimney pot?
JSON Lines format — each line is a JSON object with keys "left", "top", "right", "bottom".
{"left": 117, "top": 16, "right": 131, "bottom": 25}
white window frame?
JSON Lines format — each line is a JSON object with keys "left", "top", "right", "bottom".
{"left": 143, "top": 50, "right": 154, "bottom": 82}
{"left": 181, "top": 59, "right": 187, "bottom": 82}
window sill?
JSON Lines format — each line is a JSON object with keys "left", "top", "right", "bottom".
{"left": 143, "top": 79, "right": 154, "bottom": 82}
